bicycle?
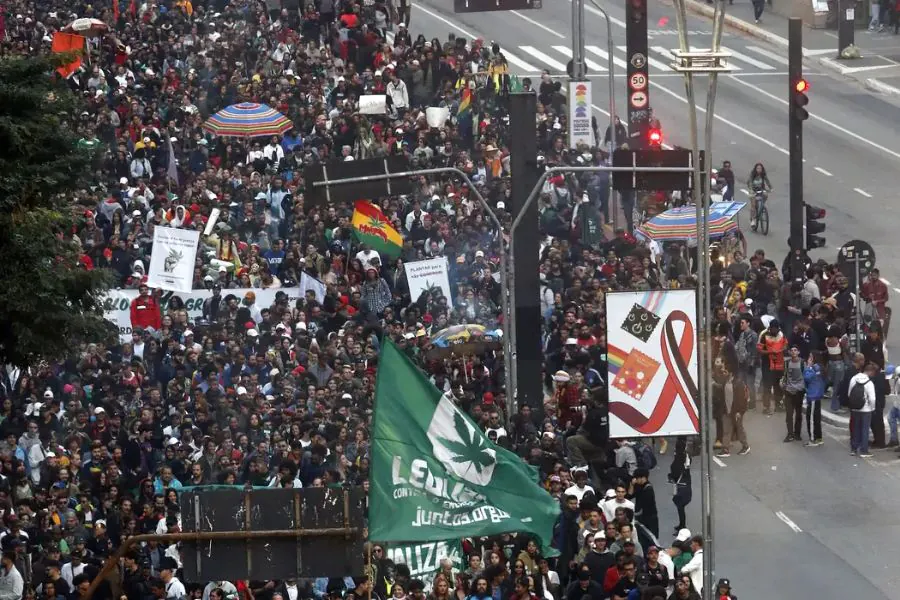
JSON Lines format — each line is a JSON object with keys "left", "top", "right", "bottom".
{"left": 750, "top": 190, "right": 769, "bottom": 235}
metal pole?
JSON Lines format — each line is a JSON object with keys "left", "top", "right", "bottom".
{"left": 586, "top": 0, "right": 618, "bottom": 230}
{"left": 310, "top": 167, "right": 512, "bottom": 423}
{"left": 572, "top": 0, "right": 586, "bottom": 80}
{"left": 700, "top": 2, "right": 727, "bottom": 593}
{"left": 856, "top": 255, "right": 863, "bottom": 353}
{"left": 672, "top": 0, "right": 714, "bottom": 597}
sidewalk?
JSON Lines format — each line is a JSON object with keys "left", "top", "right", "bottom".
{"left": 682, "top": 0, "right": 900, "bottom": 96}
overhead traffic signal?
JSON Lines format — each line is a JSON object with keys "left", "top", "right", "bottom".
{"left": 805, "top": 203, "right": 826, "bottom": 249}
{"left": 648, "top": 127, "right": 662, "bottom": 148}
{"left": 792, "top": 78, "right": 809, "bottom": 123}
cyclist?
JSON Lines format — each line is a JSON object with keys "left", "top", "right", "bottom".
{"left": 747, "top": 163, "right": 773, "bottom": 229}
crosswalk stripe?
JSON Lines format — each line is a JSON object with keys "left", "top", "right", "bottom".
{"left": 745, "top": 45, "right": 790, "bottom": 65}
{"left": 723, "top": 48, "right": 776, "bottom": 70}
{"left": 551, "top": 46, "right": 608, "bottom": 72}
{"left": 518, "top": 46, "right": 568, "bottom": 71}
{"left": 498, "top": 49, "right": 538, "bottom": 73}
{"left": 616, "top": 45, "right": 670, "bottom": 71}
{"left": 585, "top": 45, "right": 628, "bottom": 70}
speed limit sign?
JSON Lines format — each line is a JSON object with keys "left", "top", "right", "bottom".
{"left": 629, "top": 72, "right": 647, "bottom": 91}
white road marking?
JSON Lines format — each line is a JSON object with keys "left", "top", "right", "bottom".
{"left": 804, "top": 48, "right": 836, "bottom": 56}
{"left": 712, "top": 456, "right": 727, "bottom": 467}
{"left": 723, "top": 47, "right": 776, "bottom": 70}
{"left": 412, "top": 4, "right": 538, "bottom": 72}
{"left": 854, "top": 188, "right": 873, "bottom": 198}
{"left": 775, "top": 511, "right": 803, "bottom": 533}
{"left": 519, "top": 46, "right": 568, "bottom": 72}
{"left": 881, "top": 277, "right": 891, "bottom": 285}
{"left": 745, "top": 45, "right": 790, "bottom": 65}
{"left": 567, "top": 0, "right": 628, "bottom": 29}
{"left": 586, "top": 45, "right": 629, "bottom": 70}
{"left": 551, "top": 46, "right": 608, "bottom": 72}
{"left": 814, "top": 166, "right": 833, "bottom": 176}
{"left": 740, "top": 188, "right": 750, "bottom": 195}
{"left": 894, "top": 287, "right": 900, "bottom": 294}
{"left": 727, "top": 74, "right": 900, "bottom": 162}
{"left": 511, "top": 10, "right": 566, "bottom": 38}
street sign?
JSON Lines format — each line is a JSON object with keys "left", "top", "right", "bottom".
{"left": 568, "top": 81, "right": 593, "bottom": 147}
{"left": 454, "top": 0, "right": 540, "bottom": 12}
{"left": 612, "top": 149, "right": 705, "bottom": 191}
{"left": 626, "top": 0, "right": 649, "bottom": 148}
{"left": 629, "top": 72, "right": 647, "bottom": 91}
{"left": 630, "top": 91, "right": 648, "bottom": 108}
{"left": 837, "top": 239, "right": 876, "bottom": 290}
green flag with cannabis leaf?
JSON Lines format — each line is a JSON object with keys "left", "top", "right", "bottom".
{"left": 370, "top": 340, "right": 560, "bottom": 553}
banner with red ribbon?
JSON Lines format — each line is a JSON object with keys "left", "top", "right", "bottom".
{"left": 606, "top": 290, "right": 700, "bottom": 438}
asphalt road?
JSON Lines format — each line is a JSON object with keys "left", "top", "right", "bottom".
{"left": 652, "top": 407, "right": 900, "bottom": 599}
{"left": 406, "top": 0, "right": 900, "bottom": 596}
{"left": 411, "top": 0, "right": 900, "bottom": 342}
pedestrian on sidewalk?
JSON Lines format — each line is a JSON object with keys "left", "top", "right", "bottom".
{"left": 849, "top": 362, "right": 879, "bottom": 457}
{"left": 781, "top": 345, "right": 807, "bottom": 442}
{"left": 751, "top": 0, "right": 766, "bottom": 23}
{"left": 870, "top": 0, "right": 883, "bottom": 31}
{"left": 803, "top": 351, "right": 826, "bottom": 446}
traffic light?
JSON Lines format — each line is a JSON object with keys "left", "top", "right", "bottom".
{"left": 648, "top": 127, "right": 662, "bottom": 148}
{"left": 805, "top": 203, "right": 826, "bottom": 249}
{"left": 792, "top": 78, "right": 809, "bottom": 122}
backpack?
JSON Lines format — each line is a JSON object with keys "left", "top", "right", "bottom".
{"left": 635, "top": 442, "right": 658, "bottom": 470}
{"left": 848, "top": 378, "right": 869, "bottom": 410}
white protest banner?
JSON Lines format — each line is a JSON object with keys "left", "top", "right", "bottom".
{"left": 404, "top": 257, "right": 452, "bottom": 304}
{"left": 147, "top": 227, "right": 200, "bottom": 293}
{"left": 426, "top": 106, "right": 450, "bottom": 128}
{"left": 299, "top": 272, "right": 326, "bottom": 304}
{"left": 359, "top": 94, "right": 387, "bottom": 115}
{"left": 103, "top": 288, "right": 304, "bottom": 341}
{"left": 385, "top": 540, "right": 463, "bottom": 592}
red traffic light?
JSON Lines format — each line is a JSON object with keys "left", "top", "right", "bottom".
{"left": 795, "top": 79, "right": 809, "bottom": 93}
{"left": 807, "top": 206, "right": 826, "bottom": 219}
{"left": 648, "top": 129, "right": 662, "bottom": 144}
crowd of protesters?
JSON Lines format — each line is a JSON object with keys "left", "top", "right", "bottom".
{"left": 0, "top": 0, "right": 892, "bottom": 596}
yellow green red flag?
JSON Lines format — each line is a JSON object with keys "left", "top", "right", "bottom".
{"left": 351, "top": 201, "right": 403, "bottom": 259}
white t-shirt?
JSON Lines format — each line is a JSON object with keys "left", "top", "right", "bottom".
{"left": 564, "top": 483, "right": 595, "bottom": 503}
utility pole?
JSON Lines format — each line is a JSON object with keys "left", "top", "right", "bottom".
{"left": 838, "top": 0, "right": 855, "bottom": 55}
{"left": 571, "top": 0, "right": 587, "bottom": 80}
{"left": 788, "top": 18, "right": 806, "bottom": 255}
{"left": 508, "top": 92, "right": 542, "bottom": 415}
{"left": 625, "top": 0, "right": 650, "bottom": 149}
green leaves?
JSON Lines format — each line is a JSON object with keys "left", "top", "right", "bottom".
{"left": 0, "top": 57, "right": 115, "bottom": 367}
{"left": 438, "top": 412, "right": 495, "bottom": 475}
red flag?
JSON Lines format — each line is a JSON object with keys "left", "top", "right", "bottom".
{"left": 51, "top": 32, "right": 85, "bottom": 78}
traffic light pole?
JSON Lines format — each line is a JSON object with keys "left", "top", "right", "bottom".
{"left": 625, "top": 0, "right": 650, "bottom": 149}
{"left": 789, "top": 18, "right": 805, "bottom": 255}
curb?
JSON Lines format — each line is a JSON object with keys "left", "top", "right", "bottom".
{"left": 681, "top": 0, "right": 870, "bottom": 78}
{"left": 821, "top": 407, "right": 850, "bottom": 428}
{"left": 865, "top": 77, "right": 900, "bottom": 96}
{"left": 682, "top": 0, "right": 789, "bottom": 48}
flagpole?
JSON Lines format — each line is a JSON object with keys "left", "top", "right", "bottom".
{"left": 367, "top": 543, "right": 373, "bottom": 600}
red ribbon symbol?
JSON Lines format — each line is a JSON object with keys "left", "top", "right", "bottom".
{"left": 610, "top": 310, "right": 699, "bottom": 434}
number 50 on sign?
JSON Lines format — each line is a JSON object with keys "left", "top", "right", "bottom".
{"left": 629, "top": 72, "right": 647, "bottom": 91}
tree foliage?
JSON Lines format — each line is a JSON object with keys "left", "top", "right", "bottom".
{"left": 0, "top": 56, "right": 116, "bottom": 368}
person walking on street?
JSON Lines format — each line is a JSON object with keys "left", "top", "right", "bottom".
{"left": 781, "top": 346, "right": 806, "bottom": 442}
{"left": 849, "top": 362, "right": 879, "bottom": 457}
{"left": 735, "top": 314, "right": 758, "bottom": 411}
{"left": 757, "top": 320, "right": 787, "bottom": 416}
{"left": 803, "top": 351, "right": 826, "bottom": 446}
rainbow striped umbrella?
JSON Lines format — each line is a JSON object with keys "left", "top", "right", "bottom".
{"left": 636, "top": 201, "right": 746, "bottom": 242}
{"left": 202, "top": 103, "right": 293, "bottom": 138}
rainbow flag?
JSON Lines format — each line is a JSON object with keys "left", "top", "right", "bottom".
{"left": 457, "top": 87, "right": 472, "bottom": 121}
{"left": 351, "top": 201, "right": 403, "bottom": 259}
